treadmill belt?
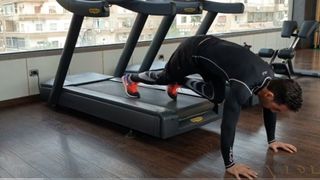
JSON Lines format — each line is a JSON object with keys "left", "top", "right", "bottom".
{"left": 76, "top": 80, "right": 212, "bottom": 112}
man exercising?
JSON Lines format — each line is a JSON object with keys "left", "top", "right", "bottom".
{"left": 122, "top": 35, "right": 303, "bottom": 179}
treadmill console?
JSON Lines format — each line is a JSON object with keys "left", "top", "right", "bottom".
{"left": 57, "top": 0, "right": 110, "bottom": 17}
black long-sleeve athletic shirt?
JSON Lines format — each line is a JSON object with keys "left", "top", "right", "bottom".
{"left": 189, "top": 36, "right": 277, "bottom": 168}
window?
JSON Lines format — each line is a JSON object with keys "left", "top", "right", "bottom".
{"left": 248, "top": 12, "right": 276, "bottom": 23}
{"left": 3, "top": 4, "right": 14, "bottom": 15}
{"left": 20, "top": 24, "right": 25, "bottom": 32}
{"left": 0, "top": 38, "right": 4, "bottom": 47}
{"left": 121, "top": 18, "right": 132, "bottom": 28}
{"left": 51, "top": 41, "right": 59, "bottom": 48}
{"left": 0, "top": 0, "right": 291, "bottom": 53}
{"left": 191, "top": 15, "right": 201, "bottom": 25}
{"left": 34, "top": 5, "right": 41, "bottom": 13}
{"left": 19, "top": 4, "right": 24, "bottom": 14}
{"left": 35, "top": 24, "right": 43, "bottom": 31}
{"left": 217, "top": 16, "right": 226, "bottom": 23}
{"left": 49, "top": 23, "right": 57, "bottom": 31}
{"left": 49, "top": 6, "right": 56, "bottom": 14}
{"left": 64, "top": 23, "right": 69, "bottom": 30}
{"left": 37, "top": 41, "right": 46, "bottom": 48}
{"left": 268, "top": 12, "right": 274, "bottom": 21}
{"left": 6, "top": 37, "right": 25, "bottom": 49}
{"left": 5, "top": 20, "right": 18, "bottom": 32}
{"left": 118, "top": 33, "right": 129, "bottom": 42}
{"left": 93, "top": 19, "right": 101, "bottom": 29}
{"left": 181, "top": 16, "right": 187, "bottom": 24}
{"left": 139, "top": 35, "right": 145, "bottom": 41}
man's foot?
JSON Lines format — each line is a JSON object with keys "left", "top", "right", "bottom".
{"left": 122, "top": 74, "right": 140, "bottom": 98}
{"left": 167, "top": 83, "right": 180, "bottom": 101}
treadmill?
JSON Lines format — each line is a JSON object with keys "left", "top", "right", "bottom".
{"left": 40, "top": 0, "right": 241, "bottom": 139}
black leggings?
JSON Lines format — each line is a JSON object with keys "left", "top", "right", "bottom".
{"left": 129, "top": 70, "right": 173, "bottom": 85}
{"left": 130, "top": 69, "right": 226, "bottom": 105}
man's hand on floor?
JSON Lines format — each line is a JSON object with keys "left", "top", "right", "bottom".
{"left": 269, "top": 141, "right": 297, "bottom": 153}
{"left": 226, "top": 163, "right": 258, "bottom": 180}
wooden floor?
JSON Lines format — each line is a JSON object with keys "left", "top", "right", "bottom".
{"left": 0, "top": 50, "right": 320, "bottom": 178}
{"left": 294, "top": 49, "right": 320, "bottom": 70}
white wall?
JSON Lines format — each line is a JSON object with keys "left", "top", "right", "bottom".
{"left": 70, "top": 51, "right": 104, "bottom": 74}
{"left": 0, "top": 59, "right": 29, "bottom": 101}
{"left": 0, "top": 31, "right": 292, "bottom": 101}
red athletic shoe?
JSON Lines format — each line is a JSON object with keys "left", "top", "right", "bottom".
{"left": 167, "top": 83, "right": 180, "bottom": 101}
{"left": 122, "top": 74, "right": 140, "bottom": 98}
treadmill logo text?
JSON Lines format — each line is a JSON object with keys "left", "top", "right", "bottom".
{"left": 184, "top": 8, "right": 197, "bottom": 13}
{"left": 190, "top": 116, "right": 204, "bottom": 123}
{"left": 89, "top": 8, "right": 101, "bottom": 14}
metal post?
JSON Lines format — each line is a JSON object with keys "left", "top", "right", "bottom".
{"left": 114, "top": 13, "right": 148, "bottom": 77}
{"left": 196, "top": 12, "right": 218, "bottom": 35}
{"left": 48, "top": 14, "right": 84, "bottom": 106}
{"left": 139, "top": 15, "right": 175, "bottom": 72}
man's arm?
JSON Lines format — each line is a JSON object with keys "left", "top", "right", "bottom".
{"left": 263, "top": 108, "right": 298, "bottom": 153}
{"left": 263, "top": 108, "right": 276, "bottom": 143}
{"left": 221, "top": 82, "right": 253, "bottom": 167}
{"left": 223, "top": 84, "right": 258, "bottom": 179}
{"left": 220, "top": 89, "right": 241, "bottom": 168}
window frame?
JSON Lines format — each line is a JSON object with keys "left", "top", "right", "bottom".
{"left": 0, "top": 0, "right": 293, "bottom": 59}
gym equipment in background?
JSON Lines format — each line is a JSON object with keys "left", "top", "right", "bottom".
{"left": 259, "top": 20, "right": 319, "bottom": 78}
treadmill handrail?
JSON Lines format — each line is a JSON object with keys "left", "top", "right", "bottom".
{"left": 116, "top": 1, "right": 176, "bottom": 15}
{"left": 57, "top": 0, "right": 176, "bottom": 16}
{"left": 57, "top": 0, "right": 110, "bottom": 17}
{"left": 203, "top": 1, "right": 244, "bottom": 14}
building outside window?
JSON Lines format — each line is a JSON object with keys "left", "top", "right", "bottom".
{"left": 0, "top": 0, "right": 290, "bottom": 53}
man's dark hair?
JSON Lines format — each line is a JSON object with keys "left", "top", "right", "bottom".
{"left": 267, "top": 79, "right": 303, "bottom": 112}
